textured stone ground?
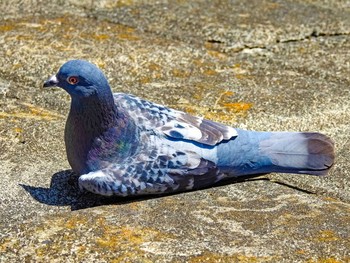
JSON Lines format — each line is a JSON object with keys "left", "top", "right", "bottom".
{"left": 0, "top": 1, "right": 349, "bottom": 262}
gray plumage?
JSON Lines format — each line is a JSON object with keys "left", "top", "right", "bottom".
{"left": 44, "top": 60, "right": 335, "bottom": 196}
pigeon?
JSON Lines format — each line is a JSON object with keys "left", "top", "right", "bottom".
{"left": 43, "top": 60, "right": 335, "bottom": 197}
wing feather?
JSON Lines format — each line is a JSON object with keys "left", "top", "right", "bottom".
{"left": 114, "top": 93, "right": 237, "bottom": 146}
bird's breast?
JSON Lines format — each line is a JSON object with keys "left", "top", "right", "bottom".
{"left": 64, "top": 116, "right": 93, "bottom": 174}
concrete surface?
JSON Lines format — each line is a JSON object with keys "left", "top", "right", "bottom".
{"left": 0, "top": 0, "right": 349, "bottom": 262}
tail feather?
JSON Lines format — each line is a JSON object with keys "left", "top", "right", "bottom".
{"left": 260, "top": 132, "right": 335, "bottom": 175}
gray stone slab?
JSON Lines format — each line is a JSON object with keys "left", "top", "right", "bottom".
{"left": 0, "top": 0, "right": 349, "bottom": 262}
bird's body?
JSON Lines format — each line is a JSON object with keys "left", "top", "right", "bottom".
{"left": 44, "top": 60, "right": 335, "bottom": 196}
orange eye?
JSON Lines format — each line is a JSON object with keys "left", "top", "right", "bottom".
{"left": 67, "top": 76, "right": 79, "bottom": 85}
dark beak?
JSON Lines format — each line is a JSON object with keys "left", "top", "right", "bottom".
{"left": 43, "top": 75, "right": 59, "bottom": 88}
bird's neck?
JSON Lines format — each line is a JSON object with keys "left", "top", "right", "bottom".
{"left": 70, "top": 92, "right": 118, "bottom": 132}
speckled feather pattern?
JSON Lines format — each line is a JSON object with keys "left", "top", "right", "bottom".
{"left": 114, "top": 93, "right": 237, "bottom": 145}
{"left": 44, "top": 60, "right": 335, "bottom": 197}
{"left": 80, "top": 93, "right": 233, "bottom": 196}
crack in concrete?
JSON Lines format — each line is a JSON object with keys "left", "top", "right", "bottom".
{"left": 91, "top": 11, "right": 350, "bottom": 57}
{"left": 206, "top": 30, "right": 350, "bottom": 54}
{"left": 277, "top": 30, "right": 350, "bottom": 44}
{"left": 230, "top": 31, "right": 350, "bottom": 54}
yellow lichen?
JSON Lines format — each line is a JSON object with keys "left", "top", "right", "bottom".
{"left": 207, "top": 50, "right": 227, "bottom": 60}
{"left": 0, "top": 238, "right": 19, "bottom": 253}
{"left": 315, "top": 230, "right": 339, "bottom": 242}
{"left": 14, "top": 127, "right": 23, "bottom": 133}
{"left": 147, "top": 62, "right": 162, "bottom": 71}
{"left": 321, "top": 196, "right": 339, "bottom": 202}
{"left": 171, "top": 88, "right": 252, "bottom": 123}
{"left": 192, "top": 58, "right": 205, "bottom": 67}
{"left": 222, "top": 91, "right": 234, "bottom": 96}
{"left": 221, "top": 102, "right": 253, "bottom": 112}
{"left": 234, "top": 74, "right": 248, "bottom": 79}
{"left": 0, "top": 24, "right": 16, "bottom": 31}
{"left": 0, "top": 102, "right": 64, "bottom": 121}
{"left": 139, "top": 76, "right": 152, "bottom": 84}
{"left": 64, "top": 216, "right": 89, "bottom": 230}
{"left": 103, "top": 0, "right": 135, "bottom": 8}
{"left": 189, "top": 252, "right": 274, "bottom": 263}
{"left": 92, "top": 34, "right": 110, "bottom": 41}
{"left": 171, "top": 68, "right": 191, "bottom": 78}
{"left": 305, "top": 257, "right": 343, "bottom": 263}
{"left": 118, "top": 33, "right": 140, "bottom": 41}
{"left": 203, "top": 69, "right": 217, "bottom": 76}
{"left": 78, "top": 33, "right": 110, "bottom": 41}
{"left": 12, "top": 63, "right": 22, "bottom": 70}
{"left": 204, "top": 41, "right": 215, "bottom": 50}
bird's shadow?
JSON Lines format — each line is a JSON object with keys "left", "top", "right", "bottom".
{"left": 21, "top": 170, "right": 266, "bottom": 211}
{"left": 20, "top": 170, "right": 145, "bottom": 210}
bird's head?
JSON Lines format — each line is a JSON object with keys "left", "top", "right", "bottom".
{"left": 43, "top": 60, "right": 111, "bottom": 98}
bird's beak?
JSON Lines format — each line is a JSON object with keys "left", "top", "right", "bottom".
{"left": 43, "top": 75, "right": 59, "bottom": 88}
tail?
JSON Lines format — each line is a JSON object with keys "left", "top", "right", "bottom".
{"left": 259, "top": 132, "right": 335, "bottom": 175}
{"left": 217, "top": 129, "right": 335, "bottom": 176}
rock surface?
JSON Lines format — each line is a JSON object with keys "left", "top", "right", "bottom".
{"left": 0, "top": 0, "right": 349, "bottom": 262}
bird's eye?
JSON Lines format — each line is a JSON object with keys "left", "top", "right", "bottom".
{"left": 67, "top": 76, "right": 79, "bottom": 85}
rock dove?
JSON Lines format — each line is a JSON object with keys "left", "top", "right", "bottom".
{"left": 43, "top": 60, "right": 335, "bottom": 197}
